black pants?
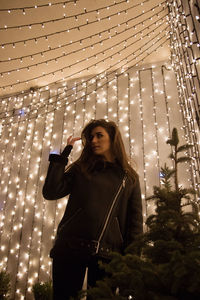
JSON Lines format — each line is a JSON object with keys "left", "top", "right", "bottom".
{"left": 52, "top": 253, "right": 107, "bottom": 300}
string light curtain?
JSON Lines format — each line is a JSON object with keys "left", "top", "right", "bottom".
{"left": 0, "top": 0, "right": 199, "bottom": 299}
{"left": 1, "top": 61, "right": 199, "bottom": 300}
{"left": 168, "top": 0, "right": 200, "bottom": 199}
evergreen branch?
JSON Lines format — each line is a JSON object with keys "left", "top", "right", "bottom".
{"left": 166, "top": 138, "right": 175, "bottom": 146}
{"left": 177, "top": 157, "right": 192, "bottom": 163}
{"left": 146, "top": 195, "right": 159, "bottom": 201}
{"left": 168, "top": 169, "right": 175, "bottom": 177}
{"left": 180, "top": 188, "right": 196, "bottom": 195}
{"left": 177, "top": 144, "right": 193, "bottom": 152}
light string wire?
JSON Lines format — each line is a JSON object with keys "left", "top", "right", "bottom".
{"left": 0, "top": 0, "right": 80, "bottom": 12}
{"left": 72, "top": 83, "right": 78, "bottom": 138}
{"left": 23, "top": 133, "right": 41, "bottom": 295}
{"left": 0, "top": 96, "right": 10, "bottom": 235}
{"left": 188, "top": 0, "right": 200, "bottom": 52}
{"left": 138, "top": 69, "right": 147, "bottom": 217}
{"left": 0, "top": 11, "right": 168, "bottom": 117}
{"left": 0, "top": 105, "right": 27, "bottom": 265}
{"left": 35, "top": 92, "right": 53, "bottom": 287}
{"left": 105, "top": 76, "right": 109, "bottom": 120}
{"left": 0, "top": 10, "right": 168, "bottom": 77}
{"left": 0, "top": 21, "right": 169, "bottom": 119}
{"left": 151, "top": 68, "right": 161, "bottom": 186}
{"left": 93, "top": 80, "right": 97, "bottom": 121}
{"left": 4, "top": 95, "right": 28, "bottom": 274}
{"left": 161, "top": 65, "right": 172, "bottom": 147}
{"left": 13, "top": 108, "right": 37, "bottom": 296}
{"left": 0, "top": 1, "right": 163, "bottom": 64}
{"left": 20, "top": 115, "right": 44, "bottom": 296}
{"left": 0, "top": 123, "right": 17, "bottom": 266}
{"left": 127, "top": 73, "right": 132, "bottom": 160}
{"left": 0, "top": 5, "right": 167, "bottom": 89}
{"left": 0, "top": 0, "right": 131, "bottom": 31}
{"left": 138, "top": 70, "right": 147, "bottom": 197}
{"left": 0, "top": 15, "right": 168, "bottom": 99}
{"left": 47, "top": 91, "right": 59, "bottom": 278}
{"left": 161, "top": 64, "right": 176, "bottom": 191}
{"left": 22, "top": 111, "right": 40, "bottom": 291}
{"left": 0, "top": 20, "right": 169, "bottom": 95}
{"left": 82, "top": 81, "right": 87, "bottom": 125}
{"left": 116, "top": 74, "right": 119, "bottom": 126}
{"left": 0, "top": 0, "right": 157, "bottom": 48}
{"left": 1, "top": 35, "right": 170, "bottom": 127}
{"left": 128, "top": 73, "right": 136, "bottom": 166}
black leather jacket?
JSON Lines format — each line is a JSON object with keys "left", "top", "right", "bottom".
{"left": 43, "top": 146, "right": 143, "bottom": 258}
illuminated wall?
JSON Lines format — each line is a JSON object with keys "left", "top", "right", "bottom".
{"left": 0, "top": 60, "right": 199, "bottom": 299}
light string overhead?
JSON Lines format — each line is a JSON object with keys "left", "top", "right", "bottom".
{"left": 0, "top": 0, "right": 169, "bottom": 96}
{"left": 0, "top": 18, "right": 169, "bottom": 91}
{"left": 0, "top": 0, "right": 150, "bottom": 48}
{"left": 0, "top": 11, "right": 168, "bottom": 76}
{"left": 0, "top": 0, "right": 130, "bottom": 31}
{"left": 0, "top": 0, "right": 80, "bottom": 12}
{"left": 0, "top": 6, "right": 167, "bottom": 68}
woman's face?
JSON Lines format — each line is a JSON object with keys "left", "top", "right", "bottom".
{"left": 90, "top": 126, "right": 113, "bottom": 161}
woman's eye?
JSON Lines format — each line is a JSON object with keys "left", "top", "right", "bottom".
{"left": 97, "top": 133, "right": 103, "bottom": 138}
{"left": 89, "top": 135, "right": 94, "bottom": 141}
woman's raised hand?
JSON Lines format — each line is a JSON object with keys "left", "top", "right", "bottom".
{"left": 67, "top": 135, "right": 81, "bottom": 146}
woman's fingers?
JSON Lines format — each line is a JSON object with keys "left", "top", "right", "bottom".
{"left": 67, "top": 136, "right": 81, "bottom": 146}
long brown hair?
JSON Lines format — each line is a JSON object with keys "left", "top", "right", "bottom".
{"left": 71, "top": 119, "right": 138, "bottom": 182}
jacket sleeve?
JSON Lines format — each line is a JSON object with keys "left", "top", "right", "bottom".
{"left": 42, "top": 145, "right": 74, "bottom": 200}
{"left": 125, "top": 176, "right": 143, "bottom": 246}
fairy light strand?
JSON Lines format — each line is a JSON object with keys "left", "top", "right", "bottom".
{"left": 5, "top": 99, "right": 28, "bottom": 274}
{"left": 0, "top": 0, "right": 165, "bottom": 48}
{"left": 151, "top": 68, "right": 161, "bottom": 185}
{"left": 0, "top": 26, "right": 169, "bottom": 95}
{"left": 0, "top": 0, "right": 131, "bottom": 31}
{"left": 0, "top": 10, "right": 168, "bottom": 89}
{"left": 0, "top": 3, "right": 166, "bottom": 64}
{"left": 0, "top": 12, "right": 168, "bottom": 77}
{"left": 0, "top": 0, "right": 80, "bottom": 12}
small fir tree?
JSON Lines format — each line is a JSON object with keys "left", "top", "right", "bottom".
{"left": 32, "top": 281, "right": 53, "bottom": 300}
{"left": 0, "top": 271, "right": 10, "bottom": 300}
{"left": 84, "top": 128, "right": 200, "bottom": 300}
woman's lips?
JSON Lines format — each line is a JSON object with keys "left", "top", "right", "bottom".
{"left": 92, "top": 146, "right": 100, "bottom": 150}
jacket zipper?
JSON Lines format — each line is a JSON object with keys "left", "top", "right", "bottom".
{"left": 95, "top": 174, "right": 127, "bottom": 254}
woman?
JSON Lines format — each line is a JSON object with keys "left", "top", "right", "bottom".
{"left": 42, "top": 119, "right": 143, "bottom": 300}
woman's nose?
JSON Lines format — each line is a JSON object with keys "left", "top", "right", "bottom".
{"left": 91, "top": 135, "right": 97, "bottom": 143}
